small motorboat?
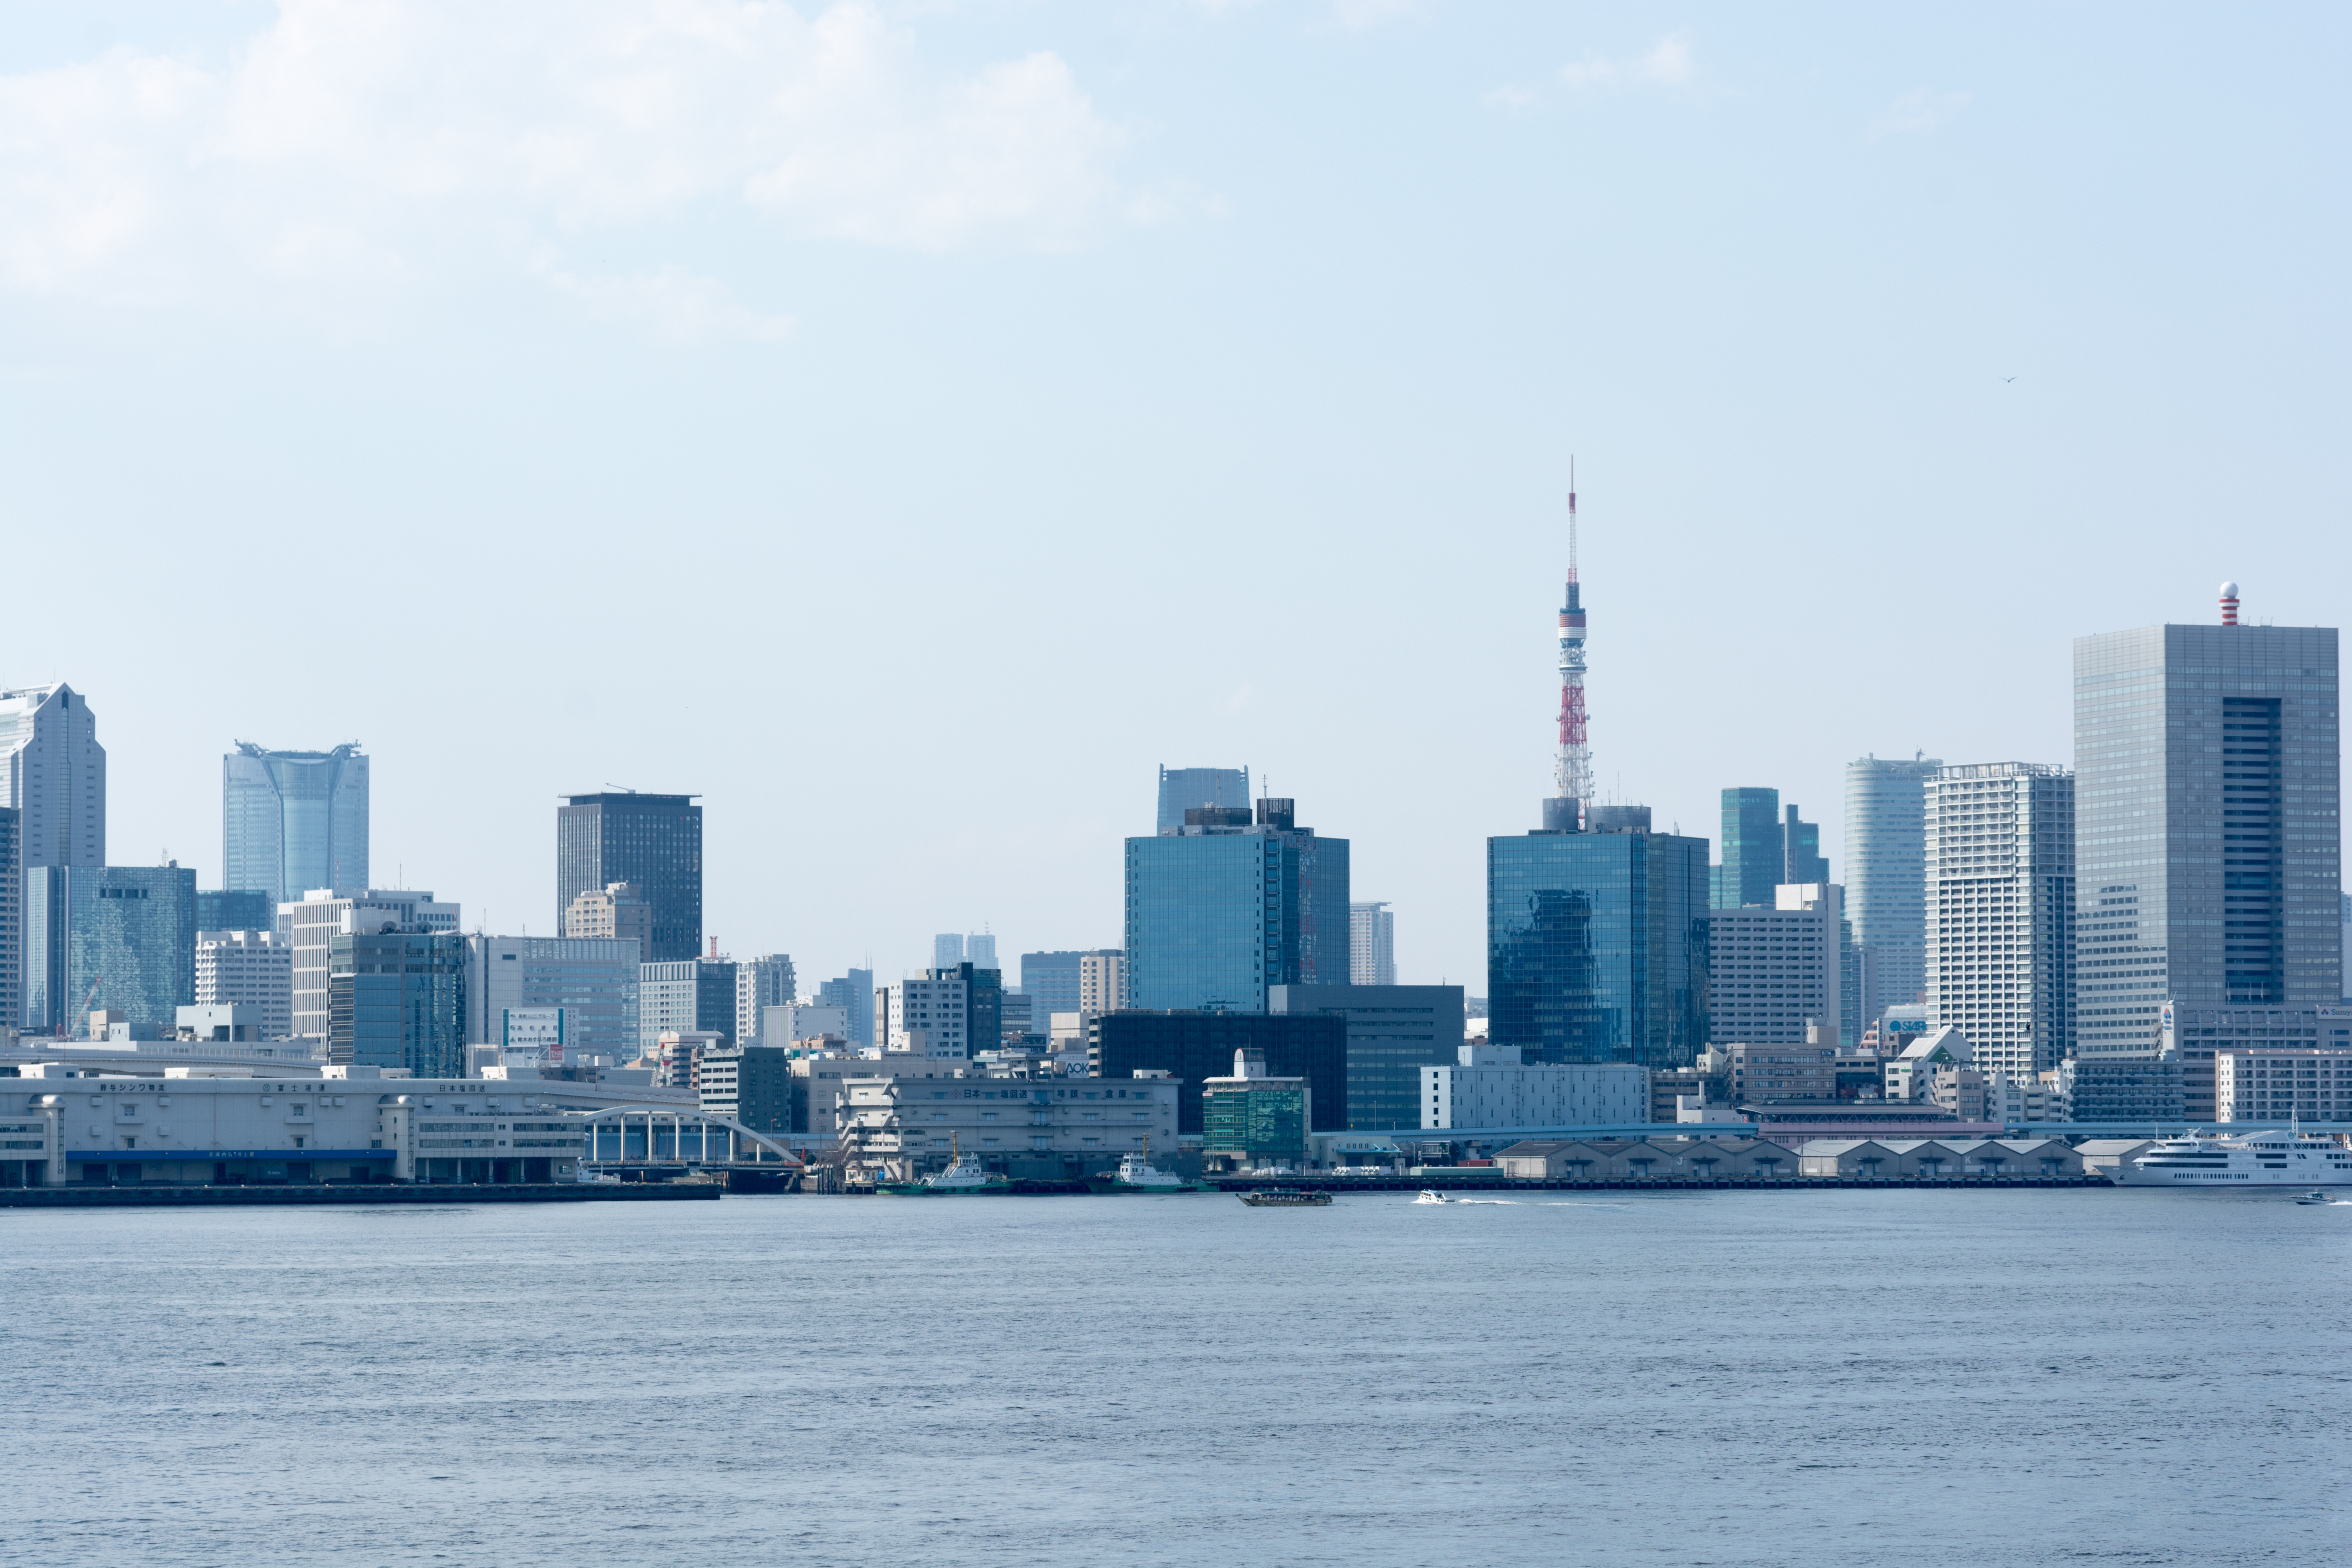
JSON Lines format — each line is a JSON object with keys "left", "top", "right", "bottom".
{"left": 2295, "top": 1189, "right": 2336, "bottom": 1205}
{"left": 1412, "top": 1190, "right": 1452, "bottom": 1205}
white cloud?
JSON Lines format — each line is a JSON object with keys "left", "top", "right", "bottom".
{"left": 1867, "top": 88, "right": 1971, "bottom": 142}
{"left": 1560, "top": 31, "right": 1695, "bottom": 91}
{"left": 0, "top": 0, "right": 1137, "bottom": 331}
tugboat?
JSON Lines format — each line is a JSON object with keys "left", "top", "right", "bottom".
{"left": 1088, "top": 1140, "right": 1205, "bottom": 1193}
{"left": 877, "top": 1136, "right": 1013, "bottom": 1196}
{"left": 1238, "top": 1189, "right": 1332, "bottom": 1207}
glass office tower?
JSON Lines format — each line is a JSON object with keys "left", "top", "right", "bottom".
{"left": 197, "top": 888, "right": 273, "bottom": 934}
{"left": 27, "top": 864, "right": 198, "bottom": 1034}
{"left": 330, "top": 926, "right": 465, "bottom": 1076}
{"left": 1845, "top": 753, "right": 1943, "bottom": 1033}
{"left": 1125, "top": 798, "right": 1348, "bottom": 1013}
{"left": 1488, "top": 827, "right": 1710, "bottom": 1069}
{"left": 1155, "top": 766, "right": 1250, "bottom": 832}
{"left": 1712, "top": 788, "right": 1781, "bottom": 909}
{"left": 557, "top": 793, "right": 702, "bottom": 962}
{"left": 2074, "top": 619, "right": 2340, "bottom": 1056}
{"left": 223, "top": 742, "right": 368, "bottom": 904}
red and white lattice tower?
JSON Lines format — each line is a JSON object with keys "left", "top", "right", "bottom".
{"left": 1555, "top": 466, "right": 1592, "bottom": 817}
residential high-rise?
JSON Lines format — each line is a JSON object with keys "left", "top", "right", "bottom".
{"left": 563, "top": 881, "right": 651, "bottom": 950}
{"left": 461, "top": 935, "right": 641, "bottom": 1063}
{"left": 27, "top": 863, "right": 198, "bottom": 1035}
{"left": 1349, "top": 902, "right": 1396, "bottom": 986}
{"left": 1707, "top": 884, "right": 1841, "bottom": 1049}
{"left": 556, "top": 793, "right": 702, "bottom": 962}
{"left": 329, "top": 926, "right": 464, "bottom": 1076}
{"left": 197, "top": 929, "right": 293, "bottom": 1040}
{"left": 639, "top": 956, "right": 736, "bottom": 1055}
{"left": 817, "top": 968, "right": 875, "bottom": 1047}
{"left": 1712, "top": 788, "right": 1781, "bottom": 909}
{"left": 1488, "top": 825, "right": 1711, "bottom": 1069}
{"left": 280, "top": 889, "right": 459, "bottom": 1042}
{"left": 2074, "top": 594, "right": 2340, "bottom": 1055}
{"left": 1926, "top": 763, "right": 2076, "bottom": 1080}
{"left": 197, "top": 889, "right": 273, "bottom": 934}
{"left": 1782, "top": 805, "right": 1829, "bottom": 886}
{"left": 1845, "top": 753, "right": 1943, "bottom": 1033}
{"left": 1079, "top": 952, "right": 1126, "bottom": 1014}
{"left": 0, "top": 682, "right": 105, "bottom": 871}
{"left": 221, "top": 741, "right": 368, "bottom": 904}
{"left": 736, "top": 953, "right": 797, "bottom": 1045}
{"left": 877, "top": 967, "right": 976, "bottom": 1058}
{"left": 1156, "top": 766, "right": 1250, "bottom": 833}
{"left": 1125, "top": 797, "right": 1349, "bottom": 1013}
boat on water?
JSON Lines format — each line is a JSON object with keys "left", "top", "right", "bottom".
{"left": 2296, "top": 1189, "right": 2337, "bottom": 1205}
{"left": 1412, "top": 1190, "right": 1452, "bottom": 1205}
{"left": 1239, "top": 1189, "right": 1332, "bottom": 1207}
{"left": 2113, "top": 1124, "right": 2352, "bottom": 1187}
{"left": 877, "top": 1137, "right": 1013, "bottom": 1196}
{"left": 1087, "top": 1143, "right": 1205, "bottom": 1194}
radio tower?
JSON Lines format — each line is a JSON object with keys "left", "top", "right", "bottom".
{"left": 1544, "top": 464, "right": 1592, "bottom": 832}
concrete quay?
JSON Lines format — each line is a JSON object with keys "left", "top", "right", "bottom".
{"left": 1209, "top": 1172, "right": 2114, "bottom": 1194}
{"left": 0, "top": 1181, "right": 725, "bottom": 1209}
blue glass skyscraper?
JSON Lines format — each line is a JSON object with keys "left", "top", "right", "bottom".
{"left": 223, "top": 742, "right": 368, "bottom": 904}
{"left": 26, "top": 864, "right": 197, "bottom": 1034}
{"left": 1155, "top": 766, "right": 1250, "bottom": 833}
{"left": 1126, "top": 798, "right": 1349, "bottom": 1013}
{"left": 1488, "top": 826, "right": 1710, "bottom": 1068}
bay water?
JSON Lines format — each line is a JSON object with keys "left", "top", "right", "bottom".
{"left": 4, "top": 1187, "right": 2346, "bottom": 1566}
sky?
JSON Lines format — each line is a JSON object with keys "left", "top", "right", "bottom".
{"left": 4, "top": 1, "right": 2346, "bottom": 996}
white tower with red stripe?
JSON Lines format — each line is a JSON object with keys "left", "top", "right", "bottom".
{"left": 1543, "top": 467, "right": 1592, "bottom": 831}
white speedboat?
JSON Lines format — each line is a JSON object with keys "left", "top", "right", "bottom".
{"left": 1412, "top": 1190, "right": 1452, "bottom": 1204}
{"left": 2115, "top": 1127, "right": 2352, "bottom": 1187}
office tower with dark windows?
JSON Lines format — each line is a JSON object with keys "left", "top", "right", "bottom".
{"left": 0, "top": 807, "right": 18, "bottom": 1033}
{"left": 330, "top": 926, "right": 465, "bottom": 1077}
{"left": 1088, "top": 1009, "right": 1348, "bottom": 1135}
{"left": 1350, "top": 902, "right": 1396, "bottom": 985}
{"left": 1924, "top": 763, "right": 2075, "bottom": 1080}
{"left": 1155, "top": 766, "right": 1250, "bottom": 833}
{"left": 1711, "top": 788, "right": 1781, "bottom": 909}
{"left": 639, "top": 956, "right": 737, "bottom": 1055}
{"left": 817, "top": 968, "right": 874, "bottom": 1047}
{"left": 1782, "top": 805, "right": 1829, "bottom": 886}
{"left": 222, "top": 742, "right": 368, "bottom": 904}
{"left": 1269, "top": 982, "right": 1463, "bottom": 1129}
{"left": 1488, "top": 823, "right": 1710, "bottom": 1070}
{"left": 29, "top": 864, "right": 198, "bottom": 1036}
{"left": 557, "top": 793, "right": 702, "bottom": 962}
{"left": 197, "top": 889, "right": 273, "bottom": 935}
{"left": 1125, "top": 797, "right": 1349, "bottom": 1014}
{"left": 1845, "top": 753, "right": 1942, "bottom": 1034}
{"left": 2074, "top": 593, "right": 2339, "bottom": 1058}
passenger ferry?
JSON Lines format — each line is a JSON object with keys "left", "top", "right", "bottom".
{"left": 2116, "top": 1125, "right": 2352, "bottom": 1187}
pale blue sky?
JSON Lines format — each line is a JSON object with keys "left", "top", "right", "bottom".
{"left": 4, "top": 2, "right": 2345, "bottom": 992}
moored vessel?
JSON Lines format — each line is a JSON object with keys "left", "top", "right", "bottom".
{"left": 1087, "top": 1143, "right": 1204, "bottom": 1193}
{"left": 2114, "top": 1127, "right": 2352, "bottom": 1187}
{"left": 877, "top": 1137, "right": 1013, "bottom": 1196}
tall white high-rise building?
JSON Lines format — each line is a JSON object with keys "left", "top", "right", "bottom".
{"left": 735, "top": 953, "right": 797, "bottom": 1045}
{"left": 196, "top": 929, "right": 294, "bottom": 1041}
{"left": 1925, "top": 763, "right": 2075, "bottom": 1080}
{"left": 1707, "top": 884, "right": 1842, "bottom": 1048}
{"left": 1844, "top": 753, "right": 1940, "bottom": 1033}
{"left": 280, "top": 889, "right": 460, "bottom": 1041}
{"left": 1349, "top": 902, "right": 1396, "bottom": 986}
{"left": 0, "top": 683, "right": 105, "bottom": 872}
{"left": 1079, "top": 952, "right": 1125, "bottom": 1014}
{"left": 877, "top": 971, "right": 973, "bottom": 1058}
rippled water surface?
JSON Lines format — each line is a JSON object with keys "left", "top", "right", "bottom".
{"left": 4, "top": 1187, "right": 2347, "bottom": 1566}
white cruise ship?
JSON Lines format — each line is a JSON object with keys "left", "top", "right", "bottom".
{"left": 2116, "top": 1128, "right": 2352, "bottom": 1187}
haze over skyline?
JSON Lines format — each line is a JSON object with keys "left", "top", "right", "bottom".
{"left": 5, "top": 2, "right": 2345, "bottom": 989}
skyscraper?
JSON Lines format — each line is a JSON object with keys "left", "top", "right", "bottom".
{"left": 2074, "top": 592, "right": 2340, "bottom": 1056}
{"left": 34, "top": 864, "right": 198, "bottom": 1034}
{"left": 1125, "top": 797, "right": 1349, "bottom": 1013}
{"left": 932, "top": 933, "right": 965, "bottom": 969}
{"left": 330, "top": 925, "right": 464, "bottom": 1076}
{"left": 965, "top": 933, "right": 998, "bottom": 971}
{"left": 1079, "top": 951, "right": 1126, "bottom": 1013}
{"left": 817, "top": 968, "right": 875, "bottom": 1047}
{"left": 1782, "top": 804, "right": 1829, "bottom": 886}
{"left": 0, "top": 807, "right": 16, "bottom": 1034}
{"left": 1845, "top": 753, "right": 1942, "bottom": 1034}
{"left": 1487, "top": 826, "right": 1711, "bottom": 1069}
{"left": 196, "top": 889, "right": 273, "bottom": 934}
{"left": 197, "top": 929, "right": 292, "bottom": 1041}
{"left": 1712, "top": 788, "right": 1782, "bottom": 909}
{"left": 557, "top": 793, "right": 702, "bottom": 961}
{"left": 638, "top": 956, "right": 736, "bottom": 1054}
{"left": 1924, "top": 763, "right": 2075, "bottom": 1079}
{"left": 1156, "top": 766, "right": 1250, "bottom": 833}
{"left": 0, "top": 683, "right": 105, "bottom": 871}
{"left": 1707, "top": 883, "right": 1841, "bottom": 1049}
{"left": 736, "top": 953, "right": 797, "bottom": 1045}
{"left": 461, "top": 935, "right": 641, "bottom": 1063}
{"left": 222, "top": 741, "right": 368, "bottom": 904}
{"left": 281, "top": 888, "right": 459, "bottom": 1042}
{"left": 1349, "top": 902, "right": 1396, "bottom": 985}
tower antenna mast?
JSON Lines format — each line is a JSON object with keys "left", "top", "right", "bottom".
{"left": 1551, "top": 461, "right": 1592, "bottom": 827}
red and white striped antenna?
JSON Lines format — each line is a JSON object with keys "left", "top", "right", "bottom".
{"left": 1554, "top": 461, "right": 1592, "bottom": 818}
